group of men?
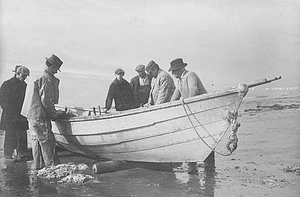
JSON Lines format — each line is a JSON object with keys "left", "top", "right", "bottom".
{"left": 0, "top": 54, "right": 65, "bottom": 170}
{"left": 0, "top": 55, "right": 207, "bottom": 171}
{"left": 103, "top": 58, "right": 207, "bottom": 113}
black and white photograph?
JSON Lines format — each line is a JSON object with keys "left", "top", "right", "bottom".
{"left": 0, "top": 0, "right": 299, "bottom": 196}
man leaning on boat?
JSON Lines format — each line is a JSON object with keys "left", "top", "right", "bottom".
{"left": 169, "top": 58, "right": 207, "bottom": 101}
{"left": 130, "top": 65, "right": 152, "bottom": 107}
{"left": 144, "top": 60, "right": 175, "bottom": 107}
{"left": 22, "top": 54, "right": 67, "bottom": 170}
{"left": 103, "top": 68, "right": 138, "bottom": 113}
{"left": 169, "top": 58, "right": 209, "bottom": 171}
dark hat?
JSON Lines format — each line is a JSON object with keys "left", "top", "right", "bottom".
{"left": 115, "top": 68, "right": 125, "bottom": 75}
{"left": 46, "top": 54, "right": 63, "bottom": 71}
{"left": 146, "top": 60, "right": 158, "bottom": 72}
{"left": 168, "top": 58, "right": 187, "bottom": 72}
{"left": 135, "top": 64, "right": 145, "bottom": 72}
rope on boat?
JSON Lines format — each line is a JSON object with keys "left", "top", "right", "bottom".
{"left": 183, "top": 103, "right": 218, "bottom": 143}
{"left": 224, "top": 110, "right": 240, "bottom": 153}
{"left": 181, "top": 97, "right": 243, "bottom": 157}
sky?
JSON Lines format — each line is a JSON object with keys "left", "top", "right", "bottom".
{"left": 0, "top": 0, "right": 299, "bottom": 108}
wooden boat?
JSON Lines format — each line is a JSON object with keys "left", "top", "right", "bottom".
{"left": 52, "top": 76, "right": 281, "bottom": 162}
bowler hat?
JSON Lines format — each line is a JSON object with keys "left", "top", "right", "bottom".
{"left": 46, "top": 54, "right": 63, "bottom": 71}
{"left": 135, "top": 64, "right": 145, "bottom": 72}
{"left": 168, "top": 58, "right": 187, "bottom": 72}
{"left": 146, "top": 60, "right": 158, "bottom": 72}
{"left": 115, "top": 68, "right": 125, "bottom": 75}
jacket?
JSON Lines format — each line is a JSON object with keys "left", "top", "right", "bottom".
{"left": 171, "top": 70, "right": 207, "bottom": 101}
{"left": 149, "top": 69, "right": 175, "bottom": 105}
{"left": 22, "top": 70, "right": 59, "bottom": 121}
{"left": 0, "top": 76, "right": 28, "bottom": 130}
{"left": 130, "top": 74, "right": 152, "bottom": 106}
{"left": 105, "top": 78, "right": 137, "bottom": 111}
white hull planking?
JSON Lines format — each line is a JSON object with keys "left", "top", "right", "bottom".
{"left": 53, "top": 89, "right": 244, "bottom": 162}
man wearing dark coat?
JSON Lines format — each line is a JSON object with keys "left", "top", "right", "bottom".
{"left": 0, "top": 65, "right": 30, "bottom": 159}
{"left": 130, "top": 65, "right": 152, "bottom": 107}
{"left": 103, "top": 69, "right": 138, "bottom": 112}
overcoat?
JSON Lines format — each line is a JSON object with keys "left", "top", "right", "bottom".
{"left": 105, "top": 78, "right": 137, "bottom": 111}
{"left": 0, "top": 76, "right": 28, "bottom": 130}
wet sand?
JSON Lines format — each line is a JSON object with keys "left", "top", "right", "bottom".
{"left": 215, "top": 96, "right": 300, "bottom": 197}
{"left": 0, "top": 96, "right": 299, "bottom": 197}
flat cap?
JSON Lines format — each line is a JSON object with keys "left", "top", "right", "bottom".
{"left": 146, "top": 60, "right": 158, "bottom": 72}
{"left": 135, "top": 64, "right": 145, "bottom": 72}
{"left": 16, "top": 66, "right": 30, "bottom": 76}
{"left": 115, "top": 68, "right": 125, "bottom": 75}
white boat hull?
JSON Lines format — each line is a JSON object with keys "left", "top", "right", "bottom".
{"left": 53, "top": 84, "right": 248, "bottom": 162}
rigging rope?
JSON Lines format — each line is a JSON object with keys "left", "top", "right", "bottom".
{"left": 181, "top": 98, "right": 243, "bottom": 157}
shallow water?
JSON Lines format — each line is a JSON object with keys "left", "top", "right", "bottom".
{"left": 0, "top": 143, "right": 216, "bottom": 197}
{"left": 0, "top": 96, "right": 299, "bottom": 197}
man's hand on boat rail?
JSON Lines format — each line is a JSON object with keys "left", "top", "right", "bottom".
{"left": 143, "top": 103, "right": 151, "bottom": 108}
{"left": 52, "top": 109, "right": 77, "bottom": 120}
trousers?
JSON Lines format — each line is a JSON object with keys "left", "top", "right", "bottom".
{"left": 4, "top": 127, "right": 28, "bottom": 158}
{"left": 29, "top": 119, "right": 60, "bottom": 170}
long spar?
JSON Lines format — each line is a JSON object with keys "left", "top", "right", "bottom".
{"left": 247, "top": 76, "right": 281, "bottom": 88}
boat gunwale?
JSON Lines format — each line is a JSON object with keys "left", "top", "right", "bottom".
{"left": 56, "top": 87, "right": 241, "bottom": 123}
{"left": 54, "top": 102, "right": 232, "bottom": 136}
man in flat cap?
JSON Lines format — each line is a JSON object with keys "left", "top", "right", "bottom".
{"left": 130, "top": 65, "right": 152, "bottom": 107}
{"left": 22, "top": 54, "right": 65, "bottom": 169}
{"left": 0, "top": 65, "right": 30, "bottom": 160}
{"left": 145, "top": 60, "right": 175, "bottom": 106}
{"left": 169, "top": 58, "right": 207, "bottom": 101}
{"left": 103, "top": 68, "right": 138, "bottom": 113}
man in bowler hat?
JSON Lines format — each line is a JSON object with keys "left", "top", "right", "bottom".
{"left": 0, "top": 65, "right": 30, "bottom": 159}
{"left": 22, "top": 54, "right": 65, "bottom": 169}
{"left": 169, "top": 58, "right": 207, "bottom": 101}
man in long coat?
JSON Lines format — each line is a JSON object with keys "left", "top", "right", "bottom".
{"left": 169, "top": 58, "right": 207, "bottom": 101}
{"left": 145, "top": 60, "right": 175, "bottom": 105}
{"left": 22, "top": 54, "right": 65, "bottom": 170}
{"left": 130, "top": 65, "right": 152, "bottom": 107}
{"left": 0, "top": 66, "right": 30, "bottom": 159}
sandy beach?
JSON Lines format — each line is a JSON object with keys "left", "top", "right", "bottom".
{"left": 214, "top": 96, "right": 300, "bottom": 197}
{"left": 0, "top": 95, "right": 299, "bottom": 197}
